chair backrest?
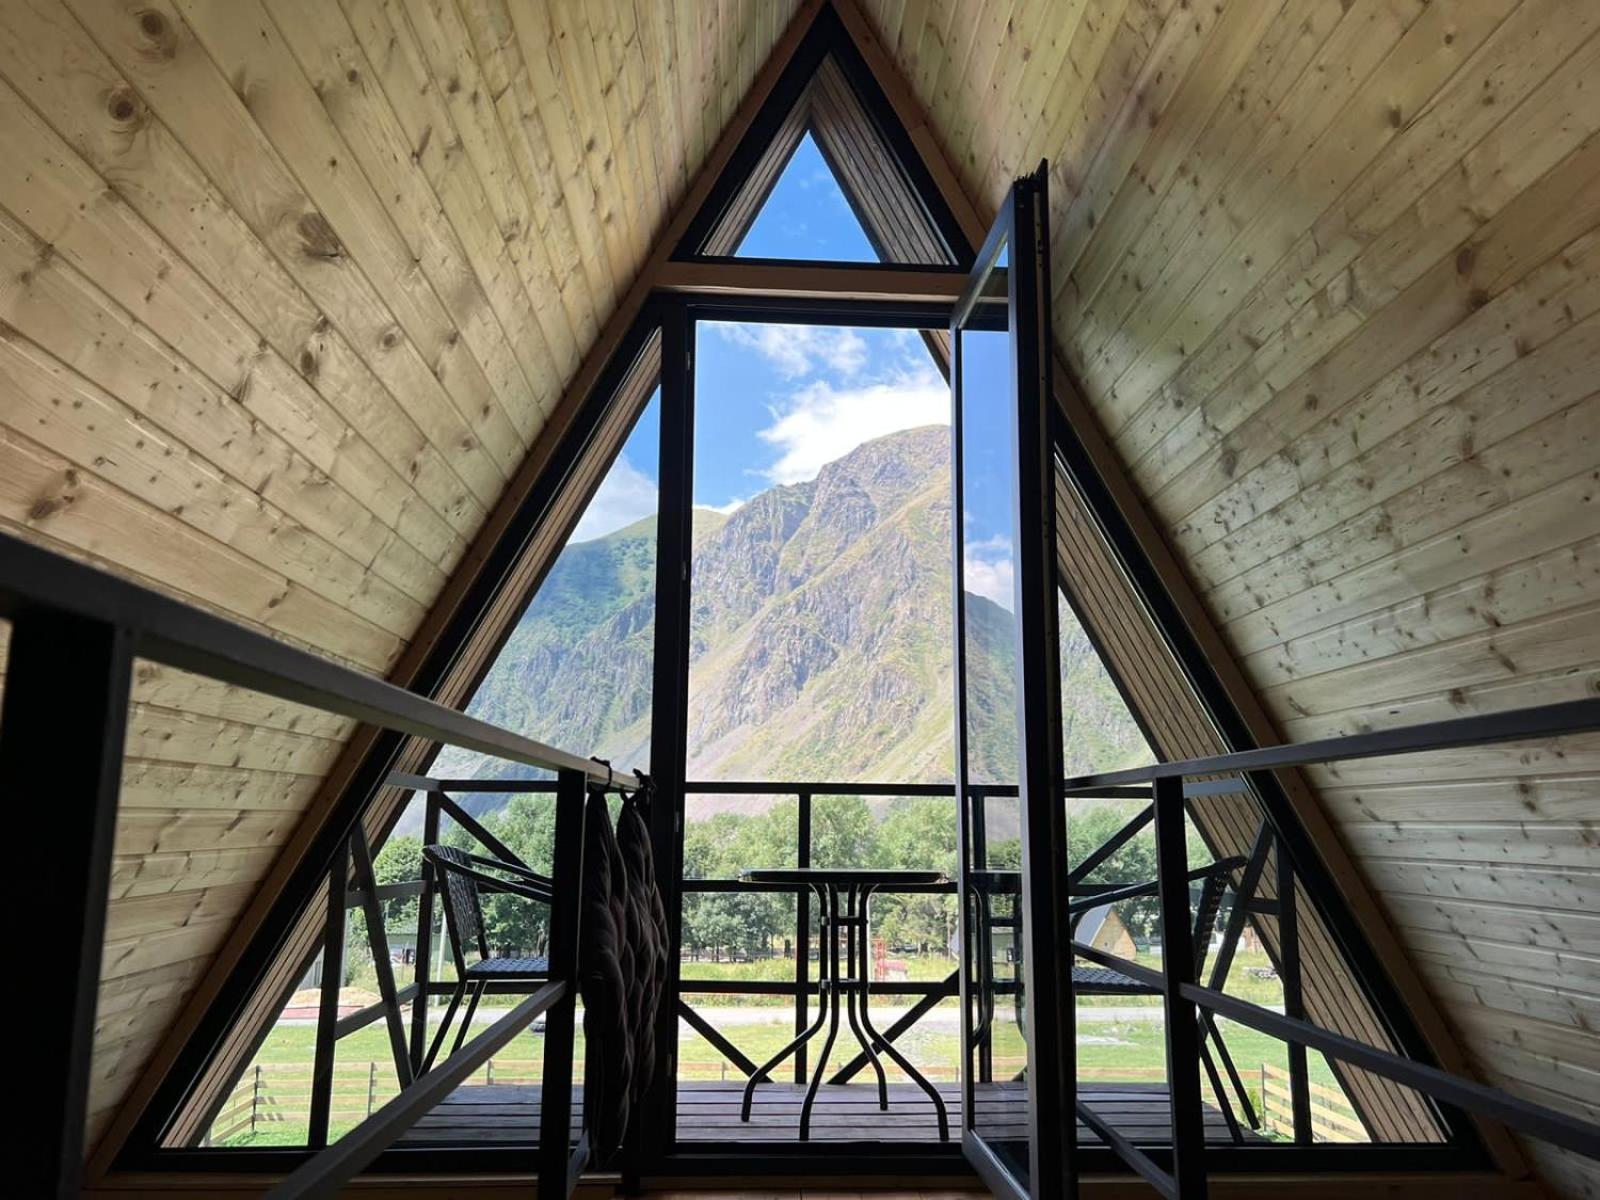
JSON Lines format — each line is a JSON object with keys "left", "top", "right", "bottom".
{"left": 1189, "top": 866, "right": 1233, "bottom": 977}
{"left": 424, "top": 845, "right": 488, "bottom": 970}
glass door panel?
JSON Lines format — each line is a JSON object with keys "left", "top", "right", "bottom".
{"left": 953, "top": 170, "right": 1071, "bottom": 1200}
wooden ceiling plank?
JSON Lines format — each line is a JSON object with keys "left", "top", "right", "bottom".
{"left": 1208, "top": 404, "right": 1600, "bottom": 638}
{"left": 131, "top": 667, "right": 355, "bottom": 742}
{"left": 1085, "top": 0, "right": 1489, "bottom": 414}
{"left": 555, "top": 0, "right": 646, "bottom": 293}
{"left": 976, "top": 0, "right": 1090, "bottom": 191}
{"left": 103, "top": 887, "right": 262, "bottom": 948}
{"left": 1029, "top": 0, "right": 1153, "bottom": 204}
{"left": 1424, "top": 960, "right": 1600, "bottom": 1032}
{"left": 637, "top": 0, "right": 684, "bottom": 209}
{"left": 1115, "top": 6, "right": 1600, "bottom": 466}
{"left": 455, "top": 0, "right": 599, "bottom": 362}
{"left": 1055, "top": 0, "right": 1273, "bottom": 319}
{"left": 1216, "top": 463, "right": 1600, "bottom": 648}
{"left": 94, "top": 961, "right": 213, "bottom": 1031}
{"left": 1303, "top": 736, "right": 1600, "bottom": 791}
{"left": 266, "top": 0, "right": 559, "bottom": 438}
{"left": 1265, "top": 589, "right": 1600, "bottom": 717}
{"left": 925, "top": 0, "right": 982, "bottom": 186}
{"left": 109, "top": 846, "right": 286, "bottom": 903}
{"left": 102, "top": 918, "right": 239, "bottom": 985}
{"left": 1056, "top": 0, "right": 1286, "bottom": 327}
{"left": 1285, "top": 668, "right": 1600, "bottom": 746}
{"left": 1343, "top": 822, "right": 1600, "bottom": 872}
{"left": 1061, "top": 0, "right": 1363, "bottom": 400}
{"left": 0, "top": 427, "right": 405, "bottom": 667}
{"left": 114, "top": 811, "right": 303, "bottom": 860}
{"left": 615, "top": 0, "right": 668, "bottom": 241}
{"left": 1384, "top": 893, "right": 1600, "bottom": 956}
{"left": 1247, "top": 531, "right": 1600, "bottom": 693}
{"left": 123, "top": 704, "right": 347, "bottom": 777}
{"left": 0, "top": 0, "right": 490, "bottom": 538}
{"left": 383, "top": 0, "right": 559, "bottom": 433}
{"left": 1146, "top": 134, "right": 1600, "bottom": 533}
{"left": 0, "top": 80, "right": 469, "bottom": 572}
{"left": 1184, "top": 277, "right": 1600, "bottom": 589}
{"left": 155, "top": 0, "right": 528, "bottom": 478}
{"left": 509, "top": 0, "right": 629, "bottom": 299}
{"left": 0, "top": 300, "right": 430, "bottom": 640}
{"left": 0, "top": 204, "right": 446, "bottom": 611}
{"left": 119, "top": 760, "right": 328, "bottom": 814}
{"left": 1323, "top": 771, "right": 1600, "bottom": 825}
{"left": 965, "top": 0, "right": 1046, "bottom": 186}
{"left": 938, "top": 0, "right": 1014, "bottom": 190}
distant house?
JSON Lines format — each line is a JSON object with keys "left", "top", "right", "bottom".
{"left": 1075, "top": 905, "right": 1138, "bottom": 961}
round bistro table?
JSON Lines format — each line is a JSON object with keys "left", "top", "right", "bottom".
{"left": 737, "top": 867, "right": 950, "bottom": 1141}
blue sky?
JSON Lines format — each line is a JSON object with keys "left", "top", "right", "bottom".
{"left": 571, "top": 133, "right": 950, "bottom": 542}
{"left": 568, "top": 133, "right": 1017, "bottom": 612}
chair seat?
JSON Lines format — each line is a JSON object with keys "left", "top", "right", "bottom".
{"left": 465, "top": 955, "right": 549, "bottom": 978}
{"left": 1072, "top": 965, "right": 1153, "bottom": 995}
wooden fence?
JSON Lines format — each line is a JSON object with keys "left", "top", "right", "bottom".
{"left": 1259, "top": 1062, "right": 1366, "bottom": 1143}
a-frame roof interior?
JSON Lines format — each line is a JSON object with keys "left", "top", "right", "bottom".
{"left": 0, "top": 0, "right": 1596, "bottom": 1196}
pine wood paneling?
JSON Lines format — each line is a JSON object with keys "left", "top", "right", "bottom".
{"left": 0, "top": 0, "right": 796, "bottom": 1160}
{"left": 4, "top": 2, "right": 1593, "bottom": 1191}
{"left": 863, "top": 0, "right": 1600, "bottom": 1192}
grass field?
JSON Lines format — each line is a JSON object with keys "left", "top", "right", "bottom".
{"left": 216, "top": 966, "right": 1343, "bottom": 1148}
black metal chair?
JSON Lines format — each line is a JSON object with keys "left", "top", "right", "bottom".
{"left": 420, "top": 844, "right": 555, "bottom": 1072}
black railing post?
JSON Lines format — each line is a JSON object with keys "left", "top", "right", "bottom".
{"left": 795, "top": 789, "right": 812, "bottom": 1084}
{"left": 6, "top": 610, "right": 134, "bottom": 1199}
{"left": 349, "top": 827, "right": 412, "bottom": 1090}
{"left": 309, "top": 839, "right": 349, "bottom": 1148}
{"left": 539, "top": 768, "right": 587, "bottom": 1197}
{"left": 1154, "top": 774, "right": 1207, "bottom": 1198}
{"left": 1278, "top": 832, "right": 1312, "bottom": 1145}
{"left": 970, "top": 788, "right": 993, "bottom": 1085}
{"left": 410, "top": 791, "right": 441, "bottom": 1075}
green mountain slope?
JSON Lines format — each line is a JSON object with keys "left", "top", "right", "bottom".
{"left": 431, "top": 425, "right": 1150, "bottom": 807}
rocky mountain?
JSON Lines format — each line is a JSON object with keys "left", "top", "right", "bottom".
{"left": 429, "top": 424, "right": 1149, "bottom": 813}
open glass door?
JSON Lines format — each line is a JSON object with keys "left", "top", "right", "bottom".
{"left": 953, "top": 168, "right": 1073, "bottom": 1200}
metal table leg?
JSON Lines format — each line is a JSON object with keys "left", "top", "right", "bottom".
{"left": 855, "top": 884, "right": 950, "bottom": 1141}
{"left": 742, "top": 884, "right": 832, "bottom": 1122}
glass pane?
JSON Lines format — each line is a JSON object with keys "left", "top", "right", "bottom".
{"left": 686, "top": 321, "right": 952, "bottom": 787}
{"left": 956, "top": 245, "right": 1031, "bottom": 1172}
{"left": 434, "top": 390, "right": 662, "bottom": 785}
{"left": 736, "top": 132, "right": 878, "bottom": 262}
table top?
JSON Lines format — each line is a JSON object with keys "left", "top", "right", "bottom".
{"left": 739, "top": 867, "right": 947, "bottom": 887}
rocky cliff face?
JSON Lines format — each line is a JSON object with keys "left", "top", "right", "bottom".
{"left": 433, "top": 424, "right": 1148, "bottom": 805}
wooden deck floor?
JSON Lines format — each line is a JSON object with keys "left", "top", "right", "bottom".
{"left": 400, "top": 1080, "right": 1261, "bottom": 1146}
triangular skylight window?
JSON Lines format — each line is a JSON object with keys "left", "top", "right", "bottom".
{"left": 734, "top": 132, "right": 878, "bottom": 262}
{"left": 676, "top": 41, "right": 963, "bottom": 264}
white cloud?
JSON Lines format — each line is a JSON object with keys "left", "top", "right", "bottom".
{"left": 963, "top": 536, "right": 1015, "bottom": 612}
{"left": 714, "top": 323, "right": 867, "bottom": 379}
{"left": 755, "top": 365, "right": 949, "bottom": 485}
{"left": 570, "top": 454, "right": 657, "bottom": 541}
{"left": 702, "top": 497, "right": 747, "bottom": 514}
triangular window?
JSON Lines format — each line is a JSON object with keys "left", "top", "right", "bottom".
{"left": 677, "top": 44, "right": 964, "bottom": 265}
{"left": 735, "top": 132, "right": 878, "bottom": 262}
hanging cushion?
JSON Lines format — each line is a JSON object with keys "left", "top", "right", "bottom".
{"left": 616, "top": 795, "right": 668, "bottom": 1102}
{"left": 579, "top": 789, "right": 632, "bottom": 1163}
